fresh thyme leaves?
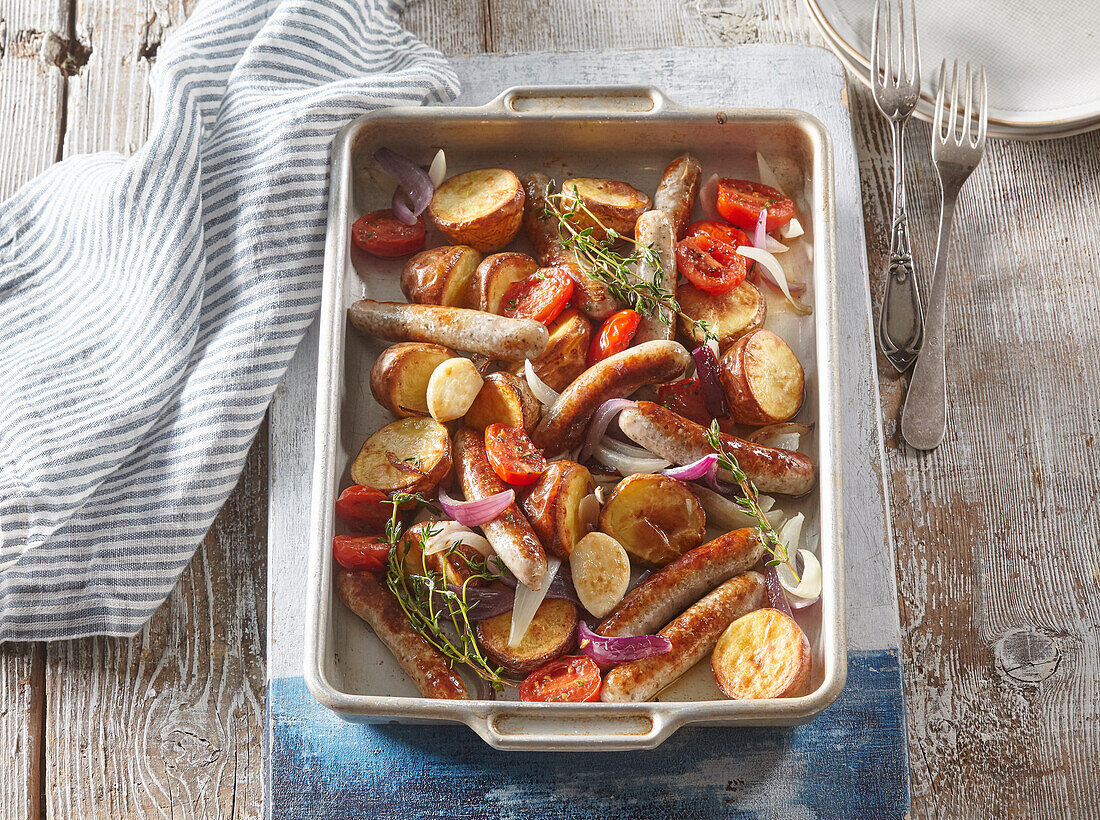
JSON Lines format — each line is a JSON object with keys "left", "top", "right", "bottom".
{"left": 541, "top": 185, "right": 720, "bottom": 350}
{"left": 382, "top": 494, "right": 506, "bottom": 688}
{"left": 704, "top": 421, "right": 799, "bottom": 579}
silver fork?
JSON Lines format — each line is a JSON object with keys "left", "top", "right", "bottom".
{"left": 901, "top": 60, "right": 988, "bottom": 450}
{"left": 872, "top": 0, "right": 924, "bottom": 373}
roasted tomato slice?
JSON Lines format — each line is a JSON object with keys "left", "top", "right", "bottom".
{"left": 685, "top": 219, "right": 750, "bottom": 249}
{"left": 518, "top": 655, "right": 602, "bottom": 702}
{"left": 502, "top": 267, "right": 574, "bottom": 325}
{"left": 715, "top": 179, "right": 795, "bottom": 232}
{"left": 587, "top": 308, "right": 641, "bottom": 366}
{"left": 351, "top": 209, "right": 426, "bottom": 258}
{"left": 675, "top": 235, "right": 748, "bottom": 294}
{"left": 656, "top": 378, "right": 735, "bottom": 432}
{"left": 332, "top": 534, "right": 391, "bottom": 573}
{"left": 484, "top": 423, "right": 547, "bottom": 486}
{"left": 334, "top": 485, "right": 390, "bottom": 533}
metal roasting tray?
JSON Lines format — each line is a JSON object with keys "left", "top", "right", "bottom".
{"left": 304, "top": 86, "right": 845, "bottom": 751}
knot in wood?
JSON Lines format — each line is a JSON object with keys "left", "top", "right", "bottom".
{"left": 994, "top": 627, "right": 1060, "bottom": 684}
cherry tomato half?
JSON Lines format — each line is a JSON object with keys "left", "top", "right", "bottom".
{"left": 484, "top": 423, "right": 547, "bottom": 486}
{"left": 675, "top": 235, "right": 749, "bottom": 294}
{"left": 351, "top": 209, "right": 426, "bottom": 258}
{"left": 334, "top": 485, "right": 390, "bottom": 533}
{"left": 685, "top": 219, "right": 750, "bottom": 249}
{"left": 518, "top": 655, "right": 602, "bottom": 702}
{"left": 655, "top": 378, "right": 735, "bottom": 433}
{"left": 332, "top": 534, "right": 391, "bottom": 573}
{"left": 502, "top": 267, "right": 574, "bottom": 325}
{"left": 588, "top": 308, "right": 641, "bottom": 367}
{"left": 715, "top": 179, "right": 795, "bottom": 232}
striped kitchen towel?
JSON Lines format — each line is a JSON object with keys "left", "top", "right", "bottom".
{"left": 0, "top": 0, "right": 458, "bottom": 640}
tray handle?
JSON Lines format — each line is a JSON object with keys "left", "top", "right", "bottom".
{"left": 485, "top": 85, "right": 680, "bottom": 116}
{"left": 467, "top": 708, "right": 678, "bottom": 751}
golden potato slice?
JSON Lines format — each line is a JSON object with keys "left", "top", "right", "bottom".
{"left": 474, "top": 252, "right": 540, "bottom": 314}
{"left": 712, "top": 608, "right": 811, "bottom": 699}
{"left": 519, "top": 308, "right": 592, "bottom": 393}
{"left": 425, "top": 357, "right": 484, "bottom": 422}
{"left": 599, "top": 473, "right": 705, "bottom": 566}
{"left": 570, "top": 532, "right": 630, "bottom": 619}
{"left": 400, "top": 245, "right": 482, "bottom": 307}
{"left": 719, "top": 329, "right": 805, "bottom": 426}
{"left": 677, "top": 280, "right": 766, "bottom": 349}
{"left": 429, "top": 168, "right": 524, "bottom": 252}
{"left": 350, "top": 417, "right": 451, "bottom": 494}
{"left": 520, "top": 460, "right": 596, "bottom": 559}
{"left": 558, "top": 177, "right": 651, "bottom": 240}
{"left": 370, "top": 342, "right": 455, "bottom": 418}
{"left": 475, "top": 598, "right": 578, "bottom": 676}
{"left": 464, "top": 371, "right": 540, "bottom": 432}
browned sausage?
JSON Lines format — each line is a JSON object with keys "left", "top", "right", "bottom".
{"left": 335, "top": 568, "right": 470, "bottom": 700}
{"left": 598, "top": 528, "right": 764, "bottom": 638}
{"left": 521, "top": 171, "right": 619, "bottom": 320}
{"left": 653, "top": 154, "right": 702, "bottom": 240}
{"left": 631, "top": 210, "right": 677, "bottom": 344}
{"left": 599, "top": 571, "right": 766, "bottom": 703}
{"left": 348, "top": 300, "right": 548, "bottom": 362}
{"left": 454, "top": 427, "right": 548, "bottom": 590}
{"left": 531, "top": 341, "right": 691, "bottom": 455}
{"left": 618, "top": 401, "right": 816, "bottom": 496}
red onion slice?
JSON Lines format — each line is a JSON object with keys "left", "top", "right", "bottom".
{"left": 446, "top": 583, "right": 516, "bottom": 620}
{"left": 580, "top": 398, "right": 637, "bottom": 462}
{"left": 691, "top": 345, "right": 728, "bottom": 418}
{"left": 663, "top": 453, "right": 719, "bottom": 482}
{"left": 763, "top": 566, "right": 794, "bottom": 617}
{"left": 576, "top": 621, "right": 671, "bottom": 664}
{"left": 699, "top": 173, "right": 721, "bottom": 221}
{"left": 437, "top": 485, "right": 514, "bottom": 527}
{"left": 374, "top": 147, "right": 434, "bottom": 226}
{"left": 737, "top": 245, "right": 813, "bottom": 315}
{"left": 753, "top": 207, "right": 768, "bottom": 250}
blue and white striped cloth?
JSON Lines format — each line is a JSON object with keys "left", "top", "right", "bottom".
{"left": 0, "top": 0, "right": 458, "bottom": 640}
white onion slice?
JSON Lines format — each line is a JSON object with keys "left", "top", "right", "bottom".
{"left": 748, "top": 422, "right": 813, "bottom": 450}
{"left": 778, "top": 549, "right": 821, "bottom": 604}
{"left": 509, "top": 557, "right": 561, "bottom": 647}
{"left": 422, "top": 521, "right": 494, "bottom": 558}
{"left": 428, "top": 149, "right": 447, "bottom": 188}
{"left": 766, "top": 508, "right": 785, "bottom": 527}
{"left": 599, "top": 436, "right": 660, "bottom": 459}
{"left": 765, "top": 234, "right": 789, "bottom": 254}
{"left": 593, "top": 442, "right": 670, "bottom": 475}
{"left": 689, "top": 485, "right": 758, "bottom": 530}
{"left": 578, "top": 491, "right": 600, "bottom": 533}
{"left": 777, "top": 511, "right": 804, "bottom": 554}
{"left": 756, "top": 152, "right": 783, "bottom": 190}
{"left": 699, "top": 173, "right": 721, "bottom": 221}
{"left": 757, "top": 494, "right": 775, "bottom": 513}
{"left": 780, "top": 217, "right": 804, "bottom": 240}
{"left": 753, "top": 208, "right": 768, "bottom": 249}
{"left": 737, "top": 245, "right": 813, "bottom": 315}
{"left": 524, "top": 359, "right": 560, "bottom": 407}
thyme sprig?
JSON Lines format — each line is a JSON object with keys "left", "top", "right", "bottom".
{"left": 541, "top": 185, "right": 720, "bottom": 349}
{"left": 705, "top": 421, "right": 800, "bottom": 580}
{"left": 382, "top": 493, "right": 507, "bottom": 688}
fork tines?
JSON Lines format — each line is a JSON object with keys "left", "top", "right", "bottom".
{"left": 934, "top": 59, "right": 988, "bottom": 150}
{"left": 871, "top": 0, "right": 920, "bottom": 116}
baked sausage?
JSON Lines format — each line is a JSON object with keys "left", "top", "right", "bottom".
{"left": 597, "top": 528, "right": 764, "bottom": 638}
{"left": 454, "top": 427, "right": 548, "bottom": 590}
{"left": 348, "top": 300, "right": 548, "bottom": 362}
{"left": 600, "top": 571, "right": 766, "bottom": 703}
{"left": 653, "top": 154, "right": 702, "bottom": 240}
{"left": 630, "top": 210, "right": 677, "bottom": 344}
{"left": 618, "top": 401, "right": 816, "bottom": 496}
{"left": 335, "top": 568, "right": 470, "bottom": 700}
{"left": 531, "top": 341, "right": 691, "bottom": 455}
{"left": 521, "top": 171, "right": 619, "bottom": 320}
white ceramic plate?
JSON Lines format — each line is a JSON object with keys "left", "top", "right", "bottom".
{"left": 806, "top": 0, "right": 1100, "bottom": 139}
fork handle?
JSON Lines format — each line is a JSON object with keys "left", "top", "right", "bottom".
{"left": 901, "top": 187, "right": 959, "bottom": 450}
{"left": 878, "top": 121, "right": 924, "bottom": 372}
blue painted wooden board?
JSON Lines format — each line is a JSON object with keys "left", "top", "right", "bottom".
{"left": 267, "top": 45, "right": 910, "bottom": 818}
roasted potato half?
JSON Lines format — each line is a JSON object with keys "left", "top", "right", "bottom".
{"left": 476, "top": 598, "right": 578, "bottom": 676}
{"left": 464, "top": 371, "right": 540, "bottom": 432}
{"left": 719, "top": 328, "right": 805, "bottom": 426}
{"left": 400, "top": 245, "right": 482, "bottom": 307}
{"left": 370, "top": 342, "right": 455, "bottom": 418}
{"left": 712, "top": 608, "right": 811, "bottom": 699}
{"left": 558, "top": 177, "right": 651, "bottom": 240}
{"left": 570, "top": 531, "right": 630, "bottom": 619}
{"left": 429, "top": 168, "right": 524, "bottom": 252}
{"left": 350, "top": 417, "right": 451, "bottom": 494}
{"left": 599, "top": 473, "right": 706, "bottom": 566}
{"left": 677, "top": 280, "right": 766, "bottom": 349}
{"left": 519, "top": 308, "right": 592, "bottom": 393}
{"left": 474, "top": 252, "right": 539, "bottom": 315}
{"left": 520, "top": 460, "right": 596, "bottom": 559}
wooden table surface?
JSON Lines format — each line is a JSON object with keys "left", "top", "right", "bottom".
{"left": 2, "top": 0, "right": 1097, "bottom": 817}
